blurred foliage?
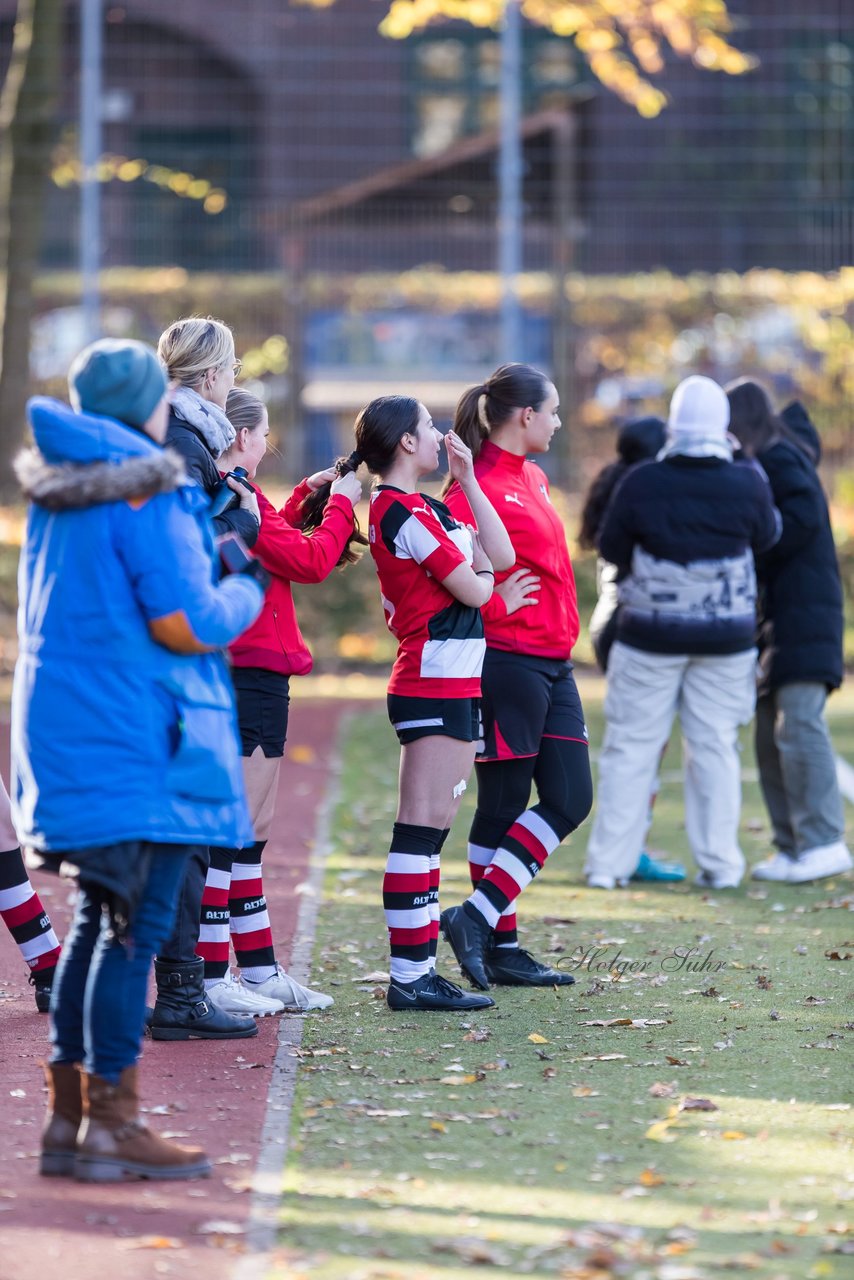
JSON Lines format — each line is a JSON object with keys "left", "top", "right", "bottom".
{"left": 295, "top": 0, "right": 755, "bottom": 118}
{"left": 28, "top": 265, "right": 854, "bottom": 494}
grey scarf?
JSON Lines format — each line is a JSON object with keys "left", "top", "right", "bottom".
{"left": 171, "top": 386, "right": 235, "bottom": 459}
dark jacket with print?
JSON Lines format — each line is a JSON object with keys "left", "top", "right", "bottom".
{"left": 599, "top": 452, "right": 780, "bottom": 656}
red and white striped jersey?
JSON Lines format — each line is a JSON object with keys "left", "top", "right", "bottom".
{"left": 369, "top": 486, "right": 486, "bottom": 697}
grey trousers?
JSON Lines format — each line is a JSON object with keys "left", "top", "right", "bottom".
{"left": 755, "top": 682, "right": 845, "bottom": 857}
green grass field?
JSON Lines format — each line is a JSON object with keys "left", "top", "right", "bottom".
{"left": 272, "top": 679, "right": 853, "bottom": 1280}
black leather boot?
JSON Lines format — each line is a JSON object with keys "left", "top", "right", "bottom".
{"left": 150, "top": 957, "right": 257, "bottom": 1040}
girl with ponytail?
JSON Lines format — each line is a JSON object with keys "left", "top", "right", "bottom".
{"left": 193, "top": 389, "right": 364, "bottom": 1017}
{"left": 356, "top": 395, "right": 514, "bottom": 1012}
{"left": 439, "top": 363, "right": 593, "bottom": 992}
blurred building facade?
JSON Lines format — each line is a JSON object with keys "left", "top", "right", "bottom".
{"left": 0, "top": 0, "right": 849, "bottom": 274}
{"left": 1, "top": 0, "right": 851, "bottom": 480}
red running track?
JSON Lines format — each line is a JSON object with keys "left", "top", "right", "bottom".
{"left": 0, "top": 699, "right": 353, "bottom": 1280}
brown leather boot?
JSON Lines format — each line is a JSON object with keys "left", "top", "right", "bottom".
{"left": 40, "top": 1061, "right": 83, "bottom": 1177}
{"left": 75, "top": 1066, "right": 211, "bottom": 1182}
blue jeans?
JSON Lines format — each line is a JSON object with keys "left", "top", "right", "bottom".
{"left": 50, "top": 843, "right": 192, "bottom": 1081}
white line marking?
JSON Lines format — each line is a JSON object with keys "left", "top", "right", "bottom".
{"left": 232, "top": 712, "right": 349, "bottom": 1280}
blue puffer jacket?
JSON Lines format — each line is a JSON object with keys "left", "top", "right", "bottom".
{"left": 11, "top": 397, "right": 264, "bottom": 853}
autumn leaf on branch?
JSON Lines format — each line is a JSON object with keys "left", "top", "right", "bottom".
{"left": 294, "top": 0, "right": 756, "bottom": 117}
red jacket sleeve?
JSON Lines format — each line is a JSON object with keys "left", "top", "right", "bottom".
{"left": 281, "top": 478, "right": 313, "bottom": 528}
{"left": 255, "top": 488, "right": 355, "bottom": 584}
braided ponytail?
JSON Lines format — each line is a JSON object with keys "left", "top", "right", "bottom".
{"left": 297, "top": 451, "right": 368, "bottom": 567}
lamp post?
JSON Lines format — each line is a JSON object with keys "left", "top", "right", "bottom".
{"left": 79, "top": 0, "right": 103, "bottom": 343}
{"left": 498, "top": 0, "right": 522, "bottom": 362}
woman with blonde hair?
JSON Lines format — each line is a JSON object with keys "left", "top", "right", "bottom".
{"left": 150, "top": 317, "right": 264, "bottom": 1041}
{"left": 195, "top": 387, "right": 364, "bottom": 1012}
{"left": 157, "top": 316, "right": 260, "bottom": 546}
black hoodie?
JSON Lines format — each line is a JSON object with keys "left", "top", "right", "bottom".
{"left": 753, "top": 401, "right": 843, "bottom": 693}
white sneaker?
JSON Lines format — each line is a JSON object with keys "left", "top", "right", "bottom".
{"left": 695, "top": 870, "right": 742, "bottom": 890}
{"left": 785, "top": 841, "right": 853, "bottom": 884}
{"left": 206, "top": 972, "right": 284, "bottom": 1017}
{"left": 241, "top": 964, "right": 333, "bottom": 1012}
{"left": 586, "top": 873, "right": 630, "bottom": 890}
{"left": 751, "top": 852, "right": 798, "bottom": 882}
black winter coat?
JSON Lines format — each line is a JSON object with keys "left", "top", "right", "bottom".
{"left": 166, "top": 413, "right": 259, "bottom": 548}
{"left": 754, "top": 403, "right": 843, "bottom": 694}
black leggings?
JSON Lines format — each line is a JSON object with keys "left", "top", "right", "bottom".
{"left": 470, "top": 737, "right": 593, "bottom": 849}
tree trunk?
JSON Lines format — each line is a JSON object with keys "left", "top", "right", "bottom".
{"left": 0, "top": 0, "right": 63, "bottom": 495}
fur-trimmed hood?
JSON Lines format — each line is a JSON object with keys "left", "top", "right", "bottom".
{"left": 19, "top": 396, "right": 188, "bottom": 511}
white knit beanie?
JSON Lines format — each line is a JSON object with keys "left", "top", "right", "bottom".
{"left": 668, "top": 375, "right": 730, "bottom": 439}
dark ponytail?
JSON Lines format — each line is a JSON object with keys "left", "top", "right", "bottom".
{"left": 353, "top": 395, "right": 421, "bottom": 475}
{"left": 442, "top": 362, "right": 550, "bottom": 495}
{"left": 297, "top": 451, "right": 368, "bottom": 567}
{"left": 297, "top": 394, "right": 424, "bottom": 566}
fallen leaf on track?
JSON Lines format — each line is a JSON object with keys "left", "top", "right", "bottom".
{"left": 123, "top": 1236, "right": 183, "bottom": 1250}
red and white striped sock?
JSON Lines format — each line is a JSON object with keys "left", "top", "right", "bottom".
{"left": 384, "top": 823, "right": 442, "bottom": 985}
{"left": 467, "top": 807, "right": 562, "bottom": 928}
{"left": 427, "top": 828, "right": 450, "bottom": 966}
{"left": 197, "top": 846, "right": 233, "bottom": 982}
{"left": 468, "top": 840, "right": 517, "bottom": 947}
{"left": 0, "top": 845, "right": 61, "bottom": 976}
{"left": 230, "top": 841, "right": 276, "bottom": 982}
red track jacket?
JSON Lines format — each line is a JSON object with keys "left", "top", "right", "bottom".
{"left": 229, "top": 479, "right": 355, "bottom": 676}
{"left": 445, "top": 440, "right": 579, "bottom": 660}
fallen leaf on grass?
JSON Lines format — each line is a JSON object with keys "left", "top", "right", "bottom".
{"left": 825, "top": 948, "right": 853, "bottom": 960}
{"left": 581, "top": 1018, "right": 670, "bottom": 1028}
{"left": 294, "top": 1047, "right": 348, "bottom": 1058}
{"left": 680, "top": 1097, "right": 719, "bottom": 1112}
{"left": 756, "top": 974, "right": 772, "bottom": 989}
{"left": 666, "top": 1056, "right": 689, "bottom": 1066}
{"left": 572, "top": 1086, "right": 600, "bottom": 1097}
{"left": 431, "top": 1237, "right": 508, "bottom": 1265}
{"left": 645, "top": 1118, "right": 679, "bottom": 1143}
{"left": 722, "top": 1130, "right": 748, "bottom": 1140}
{"left": 439, "top": 1074, "right": 482, "bottom": 1085}
{"left": 639, "top": 1168, "right": 665, "bottom": 1186}
{"left": 649, "top": 1081, "right": 677, "bottom": 1098}
{"left": 528, "top": 1033, "right": 550, "bottom": 1044}
{"left": 542, "top": 1067, "right": 557, "bottom": 1079}
{"left": 572, "top": 1053, "right": 627, "bottom": 1062}
{"left": 463, "top": 1029, "right": 490, "bottom": 1042}
{"left": 430, "top": 1121, "right": 446, "bottom": 1133}
{"left": 365, "top": 1109, "right": 411, "bottom": 1118}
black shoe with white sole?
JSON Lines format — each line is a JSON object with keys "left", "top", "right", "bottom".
{"left": 387, "top": 971, "right": 495, "bottom": 1011}
{"left": 440, "top": 902, "right": 494, "bottom": 990}
{"left": 484, "top": 946, "right": 576, "bottom": 987}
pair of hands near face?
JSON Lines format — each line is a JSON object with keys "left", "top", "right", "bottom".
{"left": 445, "top": 431, "right": 540, "bottom": 617}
